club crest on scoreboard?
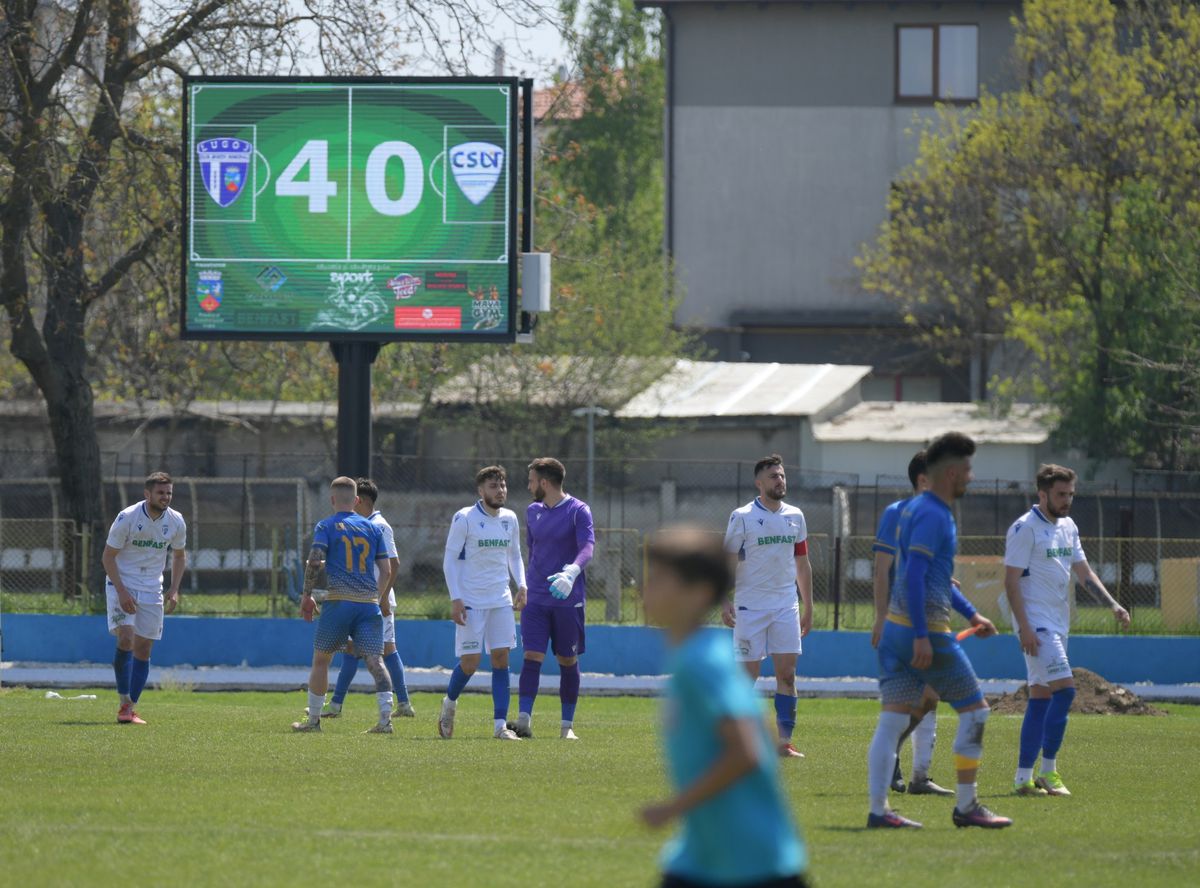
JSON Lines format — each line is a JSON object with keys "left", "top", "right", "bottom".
{"left": 450, "top": 141, "right": 504, "bottom": 205}
{"left": 197, "top": 271, "right": 223, "bottom": 312}
{"left": 196, "top": 138, "right": 252, "bottom": 207}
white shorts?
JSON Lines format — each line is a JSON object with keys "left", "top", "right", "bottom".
{"left": 455, "top": 605, "right": 517, "bottom": 657}
{"left": 733, "top": 603, "right": 802, "bottom": 662}
{"left": 105, "top": 582, "right": 164, "bottom": 641}
{"left": 1024, "top": 629, "right": 1071, "bottom": 686}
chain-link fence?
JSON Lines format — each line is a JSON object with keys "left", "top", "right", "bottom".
{"left": 4, "top": 515, "right": 1197, "bottom": 632}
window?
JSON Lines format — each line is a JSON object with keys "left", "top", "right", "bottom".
{"left": 895, "top": 24, "right": 979, "bottom": 102}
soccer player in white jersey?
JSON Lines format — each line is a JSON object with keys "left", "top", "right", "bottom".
{"left": 101, "top": 472, "right": 187, "bottom": 725}
{"left": 1004, "top": 464, "right": 1130, "bottom": 797}
{"left": 316, "top": 478, "right": 413, "bottom": 719}
{"left": 439, "top": 465, "right": 527, "bottom": 740}
{"left": 722, "top": 454, "right": 813, "bottom": 758}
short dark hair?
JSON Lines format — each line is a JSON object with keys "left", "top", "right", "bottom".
{"left": 528, "top": 457, "right": 566, "bottom": 487}
{"left": 144, "top": 471, "right": 172, "bottom": 489}
{"left": 646, "top": 526, "right": 734, "bottom": 605}
{"left": 754, "top": 454, "right": 784, "bottom": 476}
{"left": 925, "top": 432, "right": 976, "bottom": 471}
{"left": 476, "top": 465, "right": 507, "bottom": 486}
{"left": 356, "top": 478, "right": 379, "bottom": 504}
{"left": 1036, "top": 464, "right": 1077, "bottom": 492}
{"left": 907, "top": 451, "right": 928, "bottom": 490}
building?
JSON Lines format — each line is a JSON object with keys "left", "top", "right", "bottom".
{"left": 636, "top": 0, "right": 1022, "bottom": 398}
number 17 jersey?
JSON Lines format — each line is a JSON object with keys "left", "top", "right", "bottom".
{"left": 312, "top": 510, "right": 385, "bottom": 603}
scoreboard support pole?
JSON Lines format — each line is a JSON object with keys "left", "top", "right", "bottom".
{"left": 330, "top": 341, "right": 381, "bottom": 478}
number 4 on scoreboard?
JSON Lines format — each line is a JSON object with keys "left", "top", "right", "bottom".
{"left": 274, "top": 138, "right": 426, "bottom": 218}
{"left": 275, "top": 140, "right": 338, "bottom": 213}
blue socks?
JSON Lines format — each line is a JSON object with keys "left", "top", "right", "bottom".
{"left": 1019, "top": 696, "right": 1051, "bottom": 768}
{"left": 383, "top": 651, "right": 409, "bottom": 703}
{"left": 491, "top": 667, "right": 510, "bottom": 721}
{"left": 560, "top": 662, "right": 580, "bottom": 724}
{"left": 130, "top": 657, "right": 150, "bottom": 703}
{"left": 332, "top": 655, "right": 359, "bottom": 705}
{"left": 447, "top": 664, "right": 471, "bottom": 701}
{"left": 774, "top": 693, "right": 797, "bottom": 741}
{"left": 1042, "top": 686, "right": 1076, "bottom": 760}
{"left": 113, "top": 648, "right": 132, "bottom": 697}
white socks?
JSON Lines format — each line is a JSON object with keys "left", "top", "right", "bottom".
{"left": 912, "top": 711, "right": 937, "bottom": 779}
{"left": 307, "top": 691, "right": 324, "bottom": 723}
{"left": 377, "top": 690, "right": 393, "bottom": 722}
{"left": 868, "top": 711, "right": 910, "bottom": 815}
{"left": 1041, "top": 757, "right": 1056, "bottom": 774}
{"left": 1016, "top": 766, "right": 1034, "bottom": 783}
{"left": 494, "top": 719, "right": 507, "bottom": 734}
{"left": 956, "top": 782, "right": 976, "bottom": 811}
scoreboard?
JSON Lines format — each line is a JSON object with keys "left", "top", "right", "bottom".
{"left": 182, "top": 77, "right": 519, "bottom": 342}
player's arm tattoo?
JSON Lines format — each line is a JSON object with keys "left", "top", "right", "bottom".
{"left": 302, "top": 547, "right": 323, "bottom": 597}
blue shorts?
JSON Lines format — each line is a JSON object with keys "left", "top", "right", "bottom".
{"left": 314, "top": 600, "right": 383, "bottom": 657}
{"left": 878, "top": 621, "right": 983, "bottom": 710}
{"left": 520, "top": 602, "right": 586, "bottom": 658}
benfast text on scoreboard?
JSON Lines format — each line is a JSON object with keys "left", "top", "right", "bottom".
{"left": 181, "top": 78, "right": 520, "bottom": 342}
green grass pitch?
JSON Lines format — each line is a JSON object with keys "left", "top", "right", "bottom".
{"left": 1, "top": 689, "right": 1197, "bottom": 887}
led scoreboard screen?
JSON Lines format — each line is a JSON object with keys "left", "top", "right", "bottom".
{"left": 182, "top": 77, "right": 518, "bottom": 341}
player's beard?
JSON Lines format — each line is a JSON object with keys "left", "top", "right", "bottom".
{"left": 1045, "top": 501, "right": 1070, "bottom": 519}
{"left": 484, "top": 494, "right": 505, "bottom": 510}
{"left": 764, "top": 486, "right": 786, "bottom": 502}
{"left": 532, "top": 486, "right": 545, "bottom": 503}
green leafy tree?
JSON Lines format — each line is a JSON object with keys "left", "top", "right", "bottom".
{"left": 416, "top": 0, "right": 690, "bottom": 459}
{"left": 858, "top": 0, "right": 1200, "bottom": 469}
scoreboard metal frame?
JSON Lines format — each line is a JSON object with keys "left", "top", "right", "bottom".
{"left": 180, "top": 75, "right": 522, "bottom": 344}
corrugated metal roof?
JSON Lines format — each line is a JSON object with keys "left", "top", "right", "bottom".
{"left": 811, "top": 401, "right": 1052, "bottom": 445}
{"left": 616, "top": 360, "right": 871, "bottom": 419}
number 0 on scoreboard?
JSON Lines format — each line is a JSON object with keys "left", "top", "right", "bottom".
{"left": 181, "top": 77, "right": 520, "bottom": 342}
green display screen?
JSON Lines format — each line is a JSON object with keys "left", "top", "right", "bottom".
{"left": 182, "top": 78, "right": 517, "bottom": 341}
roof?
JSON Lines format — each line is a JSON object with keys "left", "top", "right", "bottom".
{"left": 616, "top": 360, "right": 871, "bottom": 419}
{"left": 0, "top": 400, "right": 420, "bottom": 421}
{"left": 533, "top": 81, "right": 586, "bottom": 122}
{"left": 811, "top": 401, "right": 1052, "bottom": 445}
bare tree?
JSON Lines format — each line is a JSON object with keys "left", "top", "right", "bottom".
{"left": 0, "top": 0, "right": 554, "bottom": 571}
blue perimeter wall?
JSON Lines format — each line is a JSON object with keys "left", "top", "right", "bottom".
{"left": 3, "top": 614, "right": 1198, "bottom": 685}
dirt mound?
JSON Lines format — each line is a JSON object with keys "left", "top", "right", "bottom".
{"left": 987, "top": 667, "right": 1167, "bottom": 716}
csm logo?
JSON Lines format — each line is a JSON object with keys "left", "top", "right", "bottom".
{"left": 450, "top": 142, "right": 504, "bottom": 205}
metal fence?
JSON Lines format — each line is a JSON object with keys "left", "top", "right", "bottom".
{"left": 3, "top": 517, "right": 1197, "bottom": 633}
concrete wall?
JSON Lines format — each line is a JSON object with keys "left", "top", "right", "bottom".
{"left": 4, "top": 614, "right": 1197, "bottom": 685}
{"left": 667, "top": 3, "right": 1020, "bottom": 326}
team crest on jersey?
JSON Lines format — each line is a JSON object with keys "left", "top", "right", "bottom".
{"left": 450, "top": 142, "right": 504, "bottom": 205}
{"left": 197, "top": 138, "right": 252, "bottom": 207}
{"left": 501, "top": 520, "right": 510, "bottom": 532}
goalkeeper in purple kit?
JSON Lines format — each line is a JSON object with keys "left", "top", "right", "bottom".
{"left": 511, "top": 457, "right": 595, "bottom": 740}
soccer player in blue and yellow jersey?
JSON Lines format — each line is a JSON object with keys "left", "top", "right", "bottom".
{"left": 292, "top": 477, "right": 394, "bottom": 734}
{"left": 641, "top": 526, "right": 808, "bottom": 888}
{"left": 872, "top": 451, "right": 951, "bottom": 796}
{"left": 866, "top": 433, "right": 1011, "bottom": 829}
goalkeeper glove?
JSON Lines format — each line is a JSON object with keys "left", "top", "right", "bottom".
{"left": 547, "top": 563, "right": 582, "bottom": 599}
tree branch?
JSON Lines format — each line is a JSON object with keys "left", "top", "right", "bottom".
{"left": 84, "top": 220, "right": 178, "bottom": 307}
{"left": 116, "top": 0, "right": 232, "bottom": 79}
{"left": 30, "top": 0, "right": 98, "bottom": 108}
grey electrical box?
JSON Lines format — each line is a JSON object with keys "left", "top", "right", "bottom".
{"left": 521, "top": 252, "right": 551, "bottom": 313}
